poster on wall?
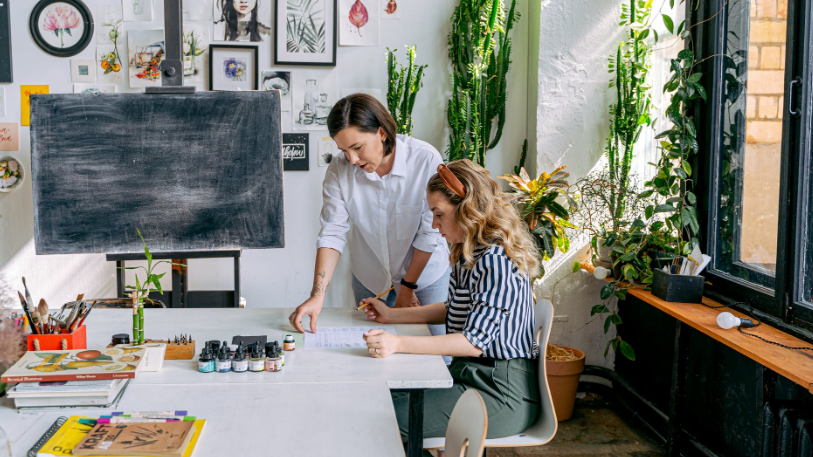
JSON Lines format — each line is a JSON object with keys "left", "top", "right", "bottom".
{"left": 380, "top": 0, "right": 399, "bottom": 19}
{"left": 183, "top": 0, "right": 213, "bottom": 21}
{"left": 20, "top": 85, "right": 49, "bottom": 127}
{"left": 292, "top": 68, "right": 338, "bottom": 131}
{"left": 0, "top": 123, "right": 19, "bottom": 151}
{"left": 339, "top": 0, "right": 379, "bottom": 46}
{"left": 183, "top": 24, "right": 209, "bottom": 83}
{"left": 318, "top": 135, "right": 337, "bottom": 167}
{"left": 213, "top": 0, "right": 271, "bottom": 42}
{"left": 261, "top": 71, "right": 292, "bottom": 111}
{"left": 127, "top": 29, "right": 165, "bottom": 88}
{"left": 274, "top": 0, "right": 336, "bottom": 66}
{"left": 283, "top": 133, "right": 310, "bottom": 171}
{"left": 96, "top": 4, "right": 123, "bottom": 45}
{"left": 122, "top": 0, "right": 153, "bottom": 22}
{"left": 97, "top": 45, "right": 124, "bottom": 85}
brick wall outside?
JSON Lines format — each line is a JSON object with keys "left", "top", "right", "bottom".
{"left": 739, "top": 0, "right": 786, "bottom": 270}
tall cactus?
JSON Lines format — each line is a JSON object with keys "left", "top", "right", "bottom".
{"left": 447, "top": 0, "right": 518, "bottom": 166}
{"left": 386, "top": 45, "right": 427, "bottom": 136}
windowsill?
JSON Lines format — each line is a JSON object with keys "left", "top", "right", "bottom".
{"left": 581, "top": 262, "right": 813, "bottom": 395}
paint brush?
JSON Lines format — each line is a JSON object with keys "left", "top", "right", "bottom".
{"left": 18, "top": 291, "right": 38, "bottom": 334}
{"left": 22, "top": 277, "right": 34, "bottom": 313}
{"left": 74, "top": 301, "right": 96, "bottom": 330}
{"left": 354, "top": 285, "right": 396, "bottom": 311}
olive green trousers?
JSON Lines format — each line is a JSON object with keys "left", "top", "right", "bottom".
{"left": 391, "top": 357, "right": 541, "bottom": 454}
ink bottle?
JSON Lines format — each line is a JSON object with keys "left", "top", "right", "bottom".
{"left": 228, "top": 344, "right": 238, "bottom": 359}
{"left": 283, "top": 334, "right": 295, "bottom": 351}
{"left": 216, "top": 346, "right": 232, "bottom": 372}
{"left": 265, "top": 342, "right": 281, "bottom": 372}
{"left": 249, "top": 346, "right": 264, "bottom": 372}
{"left": 232, "top": 344, "right": 248, "bottom": 372}
{"left": 198, "top": 349, "right": 214, "bottom": 373}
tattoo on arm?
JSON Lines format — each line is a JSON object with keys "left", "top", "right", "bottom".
{"left": 310, "top": 270, "right": 328, "bottom": 298}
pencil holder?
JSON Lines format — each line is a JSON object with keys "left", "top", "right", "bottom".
{"left": 652, "top": 269, "right": 705, "bottom": 304}
{"left": 27, "top": 325, "right": 87, "bottom": 351}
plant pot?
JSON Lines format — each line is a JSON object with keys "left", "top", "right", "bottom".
{"left": 650, "top": 251, "right": 676, "bottom": 270}
{"left": 597, "top": 237, "right": 614, "bottom": 263}
{"left": 546, "top": 346, "right": 585, "bottom": 421}
{"left": 651, "top": 268, "right": 704, "bottom": 303}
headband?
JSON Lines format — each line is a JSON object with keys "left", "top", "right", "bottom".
{"left": 437, "top": 164, "right": 466, "bottom": 198}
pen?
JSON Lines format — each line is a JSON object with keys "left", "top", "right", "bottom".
{"left": 96, "top": 418, "right": 182, "bottom": 424}
{"left": 110, "top": 411, "right": 188, "bottom": 416}
{"left": 354, "top": 285, "right": 396, "bottom": 312}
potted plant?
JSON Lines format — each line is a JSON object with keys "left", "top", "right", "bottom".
{"left": 546, "top": 344, "right": 585, "bottom": 421}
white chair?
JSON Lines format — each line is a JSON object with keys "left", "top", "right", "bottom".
{"left": 444, "top": 389, "right": 488, "bottom": 457}
{"left": 423, "top": 299, "right": 558, "bottom": 455}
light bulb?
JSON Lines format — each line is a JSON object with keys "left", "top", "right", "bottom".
{"left": 717, "top": 312, "right": 741, "bottom": 329}
{"left": 594, "top": 267, "right": 610, "bottom": 280}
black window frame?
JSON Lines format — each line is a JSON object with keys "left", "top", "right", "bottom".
{"left": 692, "top": 0, "right": 813, "bottom": 340}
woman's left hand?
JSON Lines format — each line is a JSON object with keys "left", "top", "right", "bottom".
{"left": 363, "top": 329, "right": 399, "bottom": 358}
{"left": 394, "top": 286, "right": 421, "bottom": 308}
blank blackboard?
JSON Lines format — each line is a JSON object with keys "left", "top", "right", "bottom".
{"left": 30, "top": 91, "right": 284, "bottom": 255}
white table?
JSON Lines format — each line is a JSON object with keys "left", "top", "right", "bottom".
{"left": 1, "top": 309, "right": 453, "bottom": 457}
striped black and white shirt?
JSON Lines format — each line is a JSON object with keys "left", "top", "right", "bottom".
{"left": 445, "top": 244, "right": 538, "bottom": 359}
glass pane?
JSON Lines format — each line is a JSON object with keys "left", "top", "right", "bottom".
{"left": 803, "top": 147, "right": 813, "bottom": 307}
{"left": 713, "top": 0, "right": 788, "bottom": 288}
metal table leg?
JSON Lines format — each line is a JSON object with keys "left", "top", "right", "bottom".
{"left": 407, "top": 389, "right": 425, "bottom": 457}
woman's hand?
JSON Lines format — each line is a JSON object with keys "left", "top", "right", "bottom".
{"left": 289, "top": 297, "right": 322, "bottom": 333}
{"left": 394, "top": 286, "right": 421, "bottom": 308}
{"left": 363, "top": 329, "right": 400, "bottom": 358}
{"left": 361, "top": 298, "right": 397, "bottom": 324}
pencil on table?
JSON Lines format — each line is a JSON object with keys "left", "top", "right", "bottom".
{"left": 354, "top": 285, "right": 396, "bottom": 312}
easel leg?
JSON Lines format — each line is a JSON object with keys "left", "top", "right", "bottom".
{"left": 117, "top": 261, "right": 125, "bottom": 298}
{"left": 234, "top": 256, "right": 241, "bottom": 308}
{"left": 407, "top": 389, "right": 425, "bottom": 457}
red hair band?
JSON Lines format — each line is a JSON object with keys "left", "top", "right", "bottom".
{"left": 437, "top": 163, "right": 466, "bottom": 198}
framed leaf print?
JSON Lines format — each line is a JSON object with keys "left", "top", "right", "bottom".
{"left": 29, "top": 0, "right": 94, "bottom": 57}
{"left": 274, "top": 0, "right": 337, "bottom": 66}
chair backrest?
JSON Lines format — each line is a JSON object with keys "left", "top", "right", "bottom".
{"left": 525, "top": 298, "right": 558, "bottom": 443}
{"left": 445, "top": 389, "right": 488, "bottom": 457}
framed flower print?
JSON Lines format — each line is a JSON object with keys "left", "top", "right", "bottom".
{"left": 209, "top": 44, "right": 259, "bottom": 91}
{"left": 29, "top": 0, "right": 94, "bottom": 57}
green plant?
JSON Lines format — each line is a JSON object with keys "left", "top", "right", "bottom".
{"left": 119, "top": 230, "right": 184, "bottom": 344}
{"left": 500, "top": 166, "right": 575, "bottom": 278}
{"left": 447, "top": 0, "right": 518, "bottom": 166}
{"left": 183, "top": 29, "right": 206, "bottom": 75}
{"left": 286, "top": 0, "right": 326, "bottom": 53}
{"left": 385, "top": 45, "right": 428, "bottom": 136}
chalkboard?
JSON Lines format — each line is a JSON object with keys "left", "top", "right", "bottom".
{"left": 30, "top": 91, "right": 284, "bottom": 255}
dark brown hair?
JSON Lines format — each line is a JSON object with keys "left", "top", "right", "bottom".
{"left": 327, "top": 93, "right": 398, "bottom": 156}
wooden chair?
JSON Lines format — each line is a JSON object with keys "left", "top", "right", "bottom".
{"left": 444, "top": 389, "right": 488, "bottom": 457}
{"left": 423, "top": 299, "right": 558, "bottom": 455}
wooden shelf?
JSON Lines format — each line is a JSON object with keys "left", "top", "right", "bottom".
{"left": 581, "top": 262, "right": 813, "bottom": 395}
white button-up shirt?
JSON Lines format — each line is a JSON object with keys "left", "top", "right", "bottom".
{"left": 317, "top": 135, "right": 450, "bottom": 294}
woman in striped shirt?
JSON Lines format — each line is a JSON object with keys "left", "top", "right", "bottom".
{"left": 362, "top": 159, "right": 541, "bottom": 447}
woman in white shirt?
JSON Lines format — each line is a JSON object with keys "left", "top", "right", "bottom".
{"left": 289, "top": 94, "right": 451, "bottom": 343}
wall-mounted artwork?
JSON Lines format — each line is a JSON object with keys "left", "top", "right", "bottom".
{"left": 209, "top": 45, "right": 258, "bottom": 90}
{"left": 318, "top": 136, "right": 337, "bottom": 167}
{"left": 70, "top": 58, "right": 96, "bottom": 83}
{"left": 122, "top": 0, "right": 152, "bottom": 22}
{"left": 30, "top": 0, "right": 94, "bottom": 57}
{"left": 339, "top": 0, "right": 378, "bottom": 46}
{"left": 96, "top": 4, "right": 123, "bottom": 45}
{"left": 0, "top": 0, "right": 12, "bottom": 83}
{"left": 183, "top": 24, "right": 209, "bottom": 83}
{"left": 128, "top": 29, "right": 165, "bottom": 88}
{"left": 0, "top": 123, "right": 19, "bottom": 151}
{"left": 97, "top": 45, "right": 124, "bottom": 85}
{"left": 73, "top": 83, "right": 116, "bottom": 94}
{"left": 292, "top": 68, "right": 338, "bottom": 131}
{"left": 0, "top": 156, "right": 23, "bottom": 192}
{"left": 21, "top": 85, "right": 49, "bottom": 127}
{"left": 380, "top": 0, "right": 399, "bottom": 19}
{"left": 261, "top": 71, "right": 291, "bottom": 111}
{"left": 0, "top": 87, "right": 5, "bottom": 117}
{"left": 213, "top": 0, "right": 271, "bottom": 42}
{"left": 283, "top": 133, "right": 309, "bottom": 171}
{"left": 184, "top": 0, "right": 213, "bottom": 21}
{"left": 274, "top": 0, "right": 336, "bottom": 66}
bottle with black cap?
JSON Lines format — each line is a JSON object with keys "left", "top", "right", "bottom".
{"left": 198, "top": 348, "right": 215, "bottom": 373}
{"left": 216, "top": 344, "right": 231, "bottom": 372}
{"left": 248, "top": 345, "right": 264, "bottom": 372}
{"left": 112, "top": 333, "right": 130, "bottom": 346}
{"left": 232, "top": 343, "right": 248, "bottom": 372}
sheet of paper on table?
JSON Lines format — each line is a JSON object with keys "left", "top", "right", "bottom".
{"left": 304, "top": 326, "right": 397, "bottom": 349}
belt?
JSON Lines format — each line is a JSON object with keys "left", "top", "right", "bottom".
{"left": 454, "top": 356, "right": 536, "bottom": 368}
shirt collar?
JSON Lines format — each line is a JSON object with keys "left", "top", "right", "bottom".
{"left": 390, "top": 136, "right": 407, "bottom": 177}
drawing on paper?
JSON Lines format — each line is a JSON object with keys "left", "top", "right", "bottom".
{"left": 183, "top": 25, "right": 209, "bottom": 82}
{"left": 128, "top": 30, "right": 165, "bottom": 88}
{"left": 122, "top": 0, "right": 153, "bottom": 22}
{"left": 318, "top": 136, "right": 336, "bottom": 167}
{"left": 0, "top": 123, "right": 20, "bottom": 153}
{"left": 21, "top": 85, "right": 49, "bottom": 127}
{"left": 381, "top": 0, "right": 400, "bottom": 19}
{"left": 339, "top": 0, "right": 378, "bottom": 46}
{"left": 214, "top": 0, "right": 272, "bottom": 42}
{"left": 261, "top": 71, "right": 291, "bottom": 111}
{"left": 97, "top": 45, "right": 123, "bottom": 85}
{"left": 183, "top": 0, "right": 213, "bottom": 21}
{"left": 224, "top": 58, "right": 246, "bottom": 82}
{"left": 38, "top": 3, "right": 84, "bottom": 49}
{"left": 286, "top": 0, "right": 326, "bottom": 53}
{"left": 97, "top": 5, "right": 123, "bottom": 45}
{"left": 293, "top": 69, "right": 338, "bottom": 131}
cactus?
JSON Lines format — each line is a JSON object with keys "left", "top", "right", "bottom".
{"left": 447, "top": 0, "right": 518, "bottom": 166}
{"left": 385, "top": 45, "right": 427, "bottom": 136}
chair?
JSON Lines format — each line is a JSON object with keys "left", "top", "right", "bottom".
{"left": 444, "top": 389, "right": 489, "bottom": 457}
{"left": 423, "top": 299, "right": 558, "bottom": 454}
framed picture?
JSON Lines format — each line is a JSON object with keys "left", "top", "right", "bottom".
{"left": 213, "top": 0, "right": 272, "bottom": 42}
{"left": 274, "top": 0, "right": 337, "bottom": 66}
{"left": 209, "top": 45, "right": 258, "bottom": 91}
{"left": 283, "top": 133, "right": 309, "bottom": 171}
{"left": 29, "top": 0, "right": 94, "bottom": 57}
{"left": 70, "top": 58, "right": 96, "bottom": 83}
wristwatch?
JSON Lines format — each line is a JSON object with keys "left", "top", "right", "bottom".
{"left": 400, "top": 279, "right": 418, "bottom": 290}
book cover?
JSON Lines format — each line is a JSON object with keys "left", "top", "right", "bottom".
{"left": 1, "top": 347, "right": 145, "bottom": 383}
{"left": 73, "top": 421, "right": 195, "bottom": 457}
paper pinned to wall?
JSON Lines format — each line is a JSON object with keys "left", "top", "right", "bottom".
{"left": 304, "top": 326, "right": 396, "bottom": 349}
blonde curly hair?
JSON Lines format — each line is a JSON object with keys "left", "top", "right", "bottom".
{"left": 427, "top": 160, "right": 540, "bottom": 277}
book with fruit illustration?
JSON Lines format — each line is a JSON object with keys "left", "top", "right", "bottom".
{"left": 1, "top": 347, "right": 146, "bottom": 383}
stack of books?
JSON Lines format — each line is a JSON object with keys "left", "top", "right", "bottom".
{"left": 0, "top": 347, "right": 146, "bottom": 412}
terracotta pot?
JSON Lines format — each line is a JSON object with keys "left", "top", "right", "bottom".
{"left": 546, "top": 346, "right": 585, "bottom": 421}
{"left": 597, "top": 237, "right": 614, "bottom": 263}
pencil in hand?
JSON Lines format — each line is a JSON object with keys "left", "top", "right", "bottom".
{"left": 354, "top": 285, "right": 396, "bottom": 312}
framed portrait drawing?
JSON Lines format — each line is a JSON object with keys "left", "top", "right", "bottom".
{"left": 29, "top": 0, "right": 94, "bottom": 57}
{"left": 274, "top": 0, "right": 337, "bottom": 66}
{"left": 209, "top": 44, "right": 258, "bottom": 91}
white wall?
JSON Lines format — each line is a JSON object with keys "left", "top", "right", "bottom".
{"left": 0, "top": 0, "right": 530, "bottom": 311}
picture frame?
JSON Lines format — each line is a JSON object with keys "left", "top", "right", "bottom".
{"left": 283, "top": 133, "right": 309, "bottom": 171}
{"left": 29, "top": 0, "right": 94, "bottom": 57}
{"left": 70, "top": 58, "right": 96, "bottom": 83}
{"left": 209, "top": 45, "right": 258, "bottom": 91}
{"left": 274, "top": 0, "right": 337, "bottom": 66}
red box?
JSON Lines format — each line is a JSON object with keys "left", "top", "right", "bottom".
{"left": 27, "top": 325, "right": 87, "bottom": 351}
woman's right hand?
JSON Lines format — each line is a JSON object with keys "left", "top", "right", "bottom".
{"left": 361, "top": 298, "right": 396, "bottom": 324}
{"left": 290, "top": 297, "right": 323, "bottom": 333}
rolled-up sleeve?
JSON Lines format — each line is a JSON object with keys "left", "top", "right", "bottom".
{"left": 462, "top": 254, "right": 512, "bottom": 352}
{"left": 411, "top": 154, "right": 444, "bottom": 253}
{"left": 316, "top": 167, "right": 350, "bottom": 253}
